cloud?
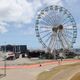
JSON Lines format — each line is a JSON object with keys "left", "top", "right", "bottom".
{"left": 0, "top": 0, "right": 79, "bottom": 24}
{"left": 23, "top": 27, "right": 35, "bottom": 36}
{"left": 0, "top": 0, "right": 62, "bottom": 24}
{"left": 41, "top": 0, "right": 62, "bottom": 6}
{"left": 0, "top": 0, "right": 34, "bottom": 23}
{"left": 0, "top": 22, "right": 8, "bottom": 34}
{"left": 0, "top": 0, "right": 79, "bottom": 34}
{"left": 0, "top": 0, "right": 35, "bottom": 33}
{"left": 0, "top": 25, "right": 8, "bottom": 34}
{"left": 0, "top": 0, "right": 42, "bottom": 33}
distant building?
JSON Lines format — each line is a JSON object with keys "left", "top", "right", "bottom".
{"left": 0, "top": 45, "right": 28, "bottom": 59}
{"left": 0, "top": 45, "right": 27, "bottom": 53}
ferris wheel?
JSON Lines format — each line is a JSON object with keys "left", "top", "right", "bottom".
{"left": 35, "top": 5, "right": 77, "bottom": 53}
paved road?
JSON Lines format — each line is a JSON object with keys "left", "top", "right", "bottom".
{"left": 0, "top": 63, "right": 58, "bottom": 80}
{"left": 0, "top": 59, "right": 80, "bottom": 69}
{"left": 0, "top": 59, "right": 80, "bottom": 80}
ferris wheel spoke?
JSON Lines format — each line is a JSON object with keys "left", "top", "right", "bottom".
{"left": 63, "top": 23, "right": 71, "bottom": 26}
{"left": 39, "top": 30, "right": 51, "bottom": 33}
{"left": 62, "top": 16, "right": 70, "bottom": 24}
{"left": 57, "top": 35, "right": 61, "bottom": 49}
{"left": 42, "top": 13, "right": 53, "bottom": 26}
{"left": 41, "top": 32, "right": 52, "bottom": 39}
{"left": 64, "top": 31, "right": 72, "bottom": 39}
{"left": 50, "top": 37, "right": 54, "bottom": 49}
{"left": 66, "top": 31, "right": 73, "bottom": 35}
{"left": 64, "top": 29, "right": 73, "bottom": 35}
{"left": 51, "top": 34, "right": 57, "bottom": 50}
{"left": 49, "top": 13, "right": 55, "bottom": 23}
{"left": 52, "top": 16, "right": 57, "bottom": 25}
{"left": 63, "top": 30, "right": 72, "bottom": 42}
{"left": 49, "top": 12, "right": 58, "bottom": 25}
{"left": 66, "top": 32, "right": 73, "bottom": 37}
{"left": 64, "top": 29, "right": 73, "bottom": 34}
{"left": 46, "top": 15, "right": 53, "bottom": 25}
{"left": 64, "top": 34, "right": 72, "bottom": 42}
{"left": 62, "top": 18, "right": 67, "bottom": 23}
{"left": 59, "top": 31, "right": 69, "bottom": 48}
{"left": 45, "top": 34, "right": 53, "bottom": 43}
{"left": 42, "top": 18, "right": 50, "bottom": 25}
{"left": 45, "top": 10, "right": 57, "bottom": 26}
{"left": 61, "top": 32, "right": 71, "bottom": 48}
{"left": 64, "top": 28, "right": 73, "bottom": 30}
{"left": 39, "top": 19, "right": 50, "bottom": 26}
{"left": 58, "top": 32, "right": 65, "bottom": 48}
{"left": 40, "top": 15, "right": 53, "bottom": 26}
{"left": 63, "top": 24, "right": 73, "bottom": 28}
{"left": 63, "top": 25, "right": 73, "bottom": 29}
{"left": 52, "top": 14, "right": 60, "bottom": 25}
{"left": 62, "top": 13, "right": 73, "bottom": 23}
{"left": 62, "top": 20, "right": 71, "bottom": 25}
{"left": 48, "top": 34, "right": 54, "bottom": 48}
{"left": 63, "top": 33, "right": 72, "bottom": 46}
{"left": 39, "top": 26, "right": 51, "bottom": 29}
{"left": 46, "top": 10, "right": 57, "bottom": 25}
{"left": 57, "top": 39, "right": 60, "bottom": 49}
{"left": 64, "top": 29, "right": 73, "bottom": 32}
{"left": 51, "top": 15, "right": 56, "bottom": 25}
{"left": 55, "top": 35, "right": 58, "bottom": 49}
{"left": 39, "top": 24, "right": 52, "bottom": 28}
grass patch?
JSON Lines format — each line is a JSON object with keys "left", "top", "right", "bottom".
{"left": 37, "top": 63, "right": 80, "bottom": 80}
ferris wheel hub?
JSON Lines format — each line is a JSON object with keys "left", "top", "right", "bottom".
{"left": 58, "top": 25, "right": 63, "bottom": 30}
{"left": 52, "top": 25, "right": 63, "bottom": 32}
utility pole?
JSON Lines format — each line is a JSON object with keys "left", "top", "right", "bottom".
{"left": 4, "top": 42, "right": 6, "bottom": 76}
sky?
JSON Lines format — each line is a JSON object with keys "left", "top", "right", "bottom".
{"left": 0, "top": 0, "right": 80, "bottom": 49}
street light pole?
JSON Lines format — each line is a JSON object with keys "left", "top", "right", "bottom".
{"left": 4, "top": 55, "right": 6, "bottom": 76}
{"left": 4, "top": 43, "right": 6, "bottom": 76}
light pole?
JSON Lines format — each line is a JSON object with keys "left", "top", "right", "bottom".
{"left": 4, "top": 55, "right": 6, "bottom": 76}
{"left": 4, "top": 43, "right": 6, "bottom": 76}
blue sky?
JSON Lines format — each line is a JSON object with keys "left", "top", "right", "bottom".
{"left": 0, "top": 0, "right": 80, "bottom": 49}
